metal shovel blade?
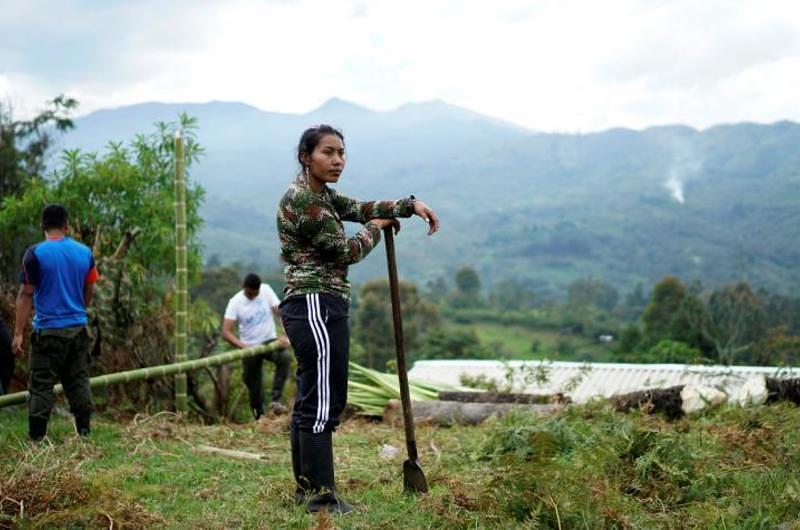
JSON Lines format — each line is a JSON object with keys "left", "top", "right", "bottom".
{"left": 403, "top": 459, "right": 429, "bottom": 493}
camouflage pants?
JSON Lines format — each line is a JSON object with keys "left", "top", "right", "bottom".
{"left": 242, "top": 338, "right": 292, "bottom": 417}
{"left": 28, "top": 326, "right": 93, "bottom": 426}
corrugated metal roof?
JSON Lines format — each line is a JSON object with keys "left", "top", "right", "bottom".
{"left": 408, "top": 360, "right": 799, "bottom": 403}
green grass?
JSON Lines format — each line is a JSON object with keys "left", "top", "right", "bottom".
{"left": 3, "top": 401, "right": 800, "bottom": 528}
{"left": 456, "top": 321, "right": 615, "bottom": 362}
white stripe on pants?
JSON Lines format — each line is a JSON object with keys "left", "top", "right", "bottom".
{"left": 307, "top": 294, "right": 330, "bottom": 433}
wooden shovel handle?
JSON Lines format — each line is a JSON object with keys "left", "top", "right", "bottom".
{"left": 383, "top": 227, "right": 420, "bottom": 462}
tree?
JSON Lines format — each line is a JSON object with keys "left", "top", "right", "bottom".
{"left": 701, "top": 282, "right": 767, "bottom": 365}
{"left": 618, "top": 323, "right": 643, "bottom": 353}
{"left": 424, "top": 276, "right": 449, "bottom": 301}
{"left": 455, "top": 266, "right": 481, "bottom": 297}
{"left": 448, "top": 266, "right": 482, "bottom": 308}
{"left": 642, "top": 277, "right": 688, "bottom": 341}
{"left": 490, "top": 279, "right": 536, "bottom": 311}
{"left": 640, "top": 276, "right": 708, "bottom": 354}
{"left": 0, "top": 114, "right": 204, "bottom": 278}
{"left": 644, "top": 340, "right": 703, "bottom": 364}
{"left": 353, "top": 278, "right": 441, "bottom": 369}
{"left": 668, "top": 293, "right": 708, "bottom": 351}
{"left": 0, "top": 95, "right": 78, "bottom": 281}
{"left": 567, "top": 278, "right": 618, "bottom": 311}
{"left": 620, "top": 282, "right": 648, "bottom": 320}
{"left": 205, "top": 253, "right": 222, "bottom": 269}
{"left": 759, "top": 290, "right": 800, "bottom": 335}
{"left": 753, "top": 326, "right": 800, "bottom": 366}
{"left": 191, "top": 266, "right": 242, "bottom": 314}
{"left": 415, "top": 327, "right": 492, "bottom": 361}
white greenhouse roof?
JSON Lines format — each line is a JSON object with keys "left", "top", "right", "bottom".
{"left": 408, "top": 360, "right": 798, "bottom": 404}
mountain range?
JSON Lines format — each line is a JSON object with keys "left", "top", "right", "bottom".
{"left": 58, "top": 98, "right": 800, "bottom": 298}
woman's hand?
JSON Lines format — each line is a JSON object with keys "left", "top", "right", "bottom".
{"left": 370, "top": 218, "right": 401, "bottom": 234}
{"left": 413, "top": 200, "right": 439, "bottom": 235}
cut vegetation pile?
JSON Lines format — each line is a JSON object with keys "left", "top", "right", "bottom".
{"left": 478, "top": 404, "right": 800, "bottom": 527}
{"left": 347, "top": 362, "right": 468, "bottom": 416}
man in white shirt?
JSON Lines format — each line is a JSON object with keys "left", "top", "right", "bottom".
{"left": 222, "top": 273, "right": 291, "bottom": 419}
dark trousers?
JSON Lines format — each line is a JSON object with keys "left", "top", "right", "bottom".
{"left": 0, "top": 320, "right": 13, "bottom": 395}
{"left": 242, "top": 338, "right": 292, "bottom": 416}
{"left": 28, "top": 326, "right": 92, "bottom": 428}
{"left": 281, "top": 293, "right": 349, "bottom": 433}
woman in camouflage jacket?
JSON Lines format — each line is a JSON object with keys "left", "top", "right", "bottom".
{"left": 277, "top": 124, "right": 438, "bottom": 513}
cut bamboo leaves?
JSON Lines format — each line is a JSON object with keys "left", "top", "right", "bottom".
{"left": 348, "top": 362, "right": 472, "bottom": 416}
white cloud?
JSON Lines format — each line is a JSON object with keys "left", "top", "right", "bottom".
{"left": 1, "top": 0, "right": 799, "bottom": 131}
{"left": 0, "top": 73, "right": 57, "bottom": 117}
{"left": 599, "top": 0, "right": 800, "bottom": 90}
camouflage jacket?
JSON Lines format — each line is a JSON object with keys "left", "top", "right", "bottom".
{"left": 277, "top": 174, "right": 414, "bottom": 301}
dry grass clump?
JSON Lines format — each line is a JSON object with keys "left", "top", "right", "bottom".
{"left": 311, "top": 510, "right": 335, "bottom": 530}
{"left": 0, "top": 440, "right": 164, "bottom": 528}
{"left": 254, "top": 411, "right": 291, "bottom": 436}
{"left": 125, "top": 410, "right": 187, "bottom": 440}
{"left": 0, "top": 443, "right": 91, "bottom": 524}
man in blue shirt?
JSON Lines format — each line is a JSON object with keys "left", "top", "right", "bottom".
{"left": 13, "top": 204, "right": 99, "bottom": 441}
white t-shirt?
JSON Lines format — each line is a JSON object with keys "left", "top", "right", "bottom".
{"left": 223, "top": 285, "right": 281, "bottom": 346}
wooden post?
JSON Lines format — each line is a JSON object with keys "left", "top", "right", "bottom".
{"left": 174, "top": 130, "right": 188, "bottom": 413}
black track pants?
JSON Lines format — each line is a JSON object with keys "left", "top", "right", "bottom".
{"left": 280, "top": 293, "right": 349, "bottom": 434}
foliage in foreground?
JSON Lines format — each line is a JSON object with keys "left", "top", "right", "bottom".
{"left": 479, "top": 406, "right": 800, "bottom": 528}
{"left": 2, "top": 402, "right": 800, "bottom": 529}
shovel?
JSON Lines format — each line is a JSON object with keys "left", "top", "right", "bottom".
{"left": 383, "top": 227, "right": 428, "bottom": 494}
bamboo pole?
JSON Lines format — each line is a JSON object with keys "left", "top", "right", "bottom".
{"left": 174, "top": 130, "right": 188, "bottom": 413}
{"left": 0, "top": 343, "right": 280, "bottom": 408}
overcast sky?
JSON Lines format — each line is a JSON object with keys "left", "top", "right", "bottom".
{"left": 2, "top": 0, "right": 799, "bottom": 131}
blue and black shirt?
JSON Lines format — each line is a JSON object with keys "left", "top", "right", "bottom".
{"left": 20, "top": 236, "right": 99, "bottom": 330}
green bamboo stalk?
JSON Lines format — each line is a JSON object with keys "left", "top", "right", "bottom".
{"left": 174, "top": 130, "right": 188, "bottom": 413}
{"left": 0, "top": 343, "right": 279, "bottom": 409}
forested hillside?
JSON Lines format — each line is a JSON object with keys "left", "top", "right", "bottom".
{"left": 61, "top": 100, "right": 800, "bottom": 297}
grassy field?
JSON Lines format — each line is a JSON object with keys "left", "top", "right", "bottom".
{"left": 457, "top": 322, "right": 615, "bottom": 362}
{"left": 3, "top": 400, "right": 800, "bottom": 529}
